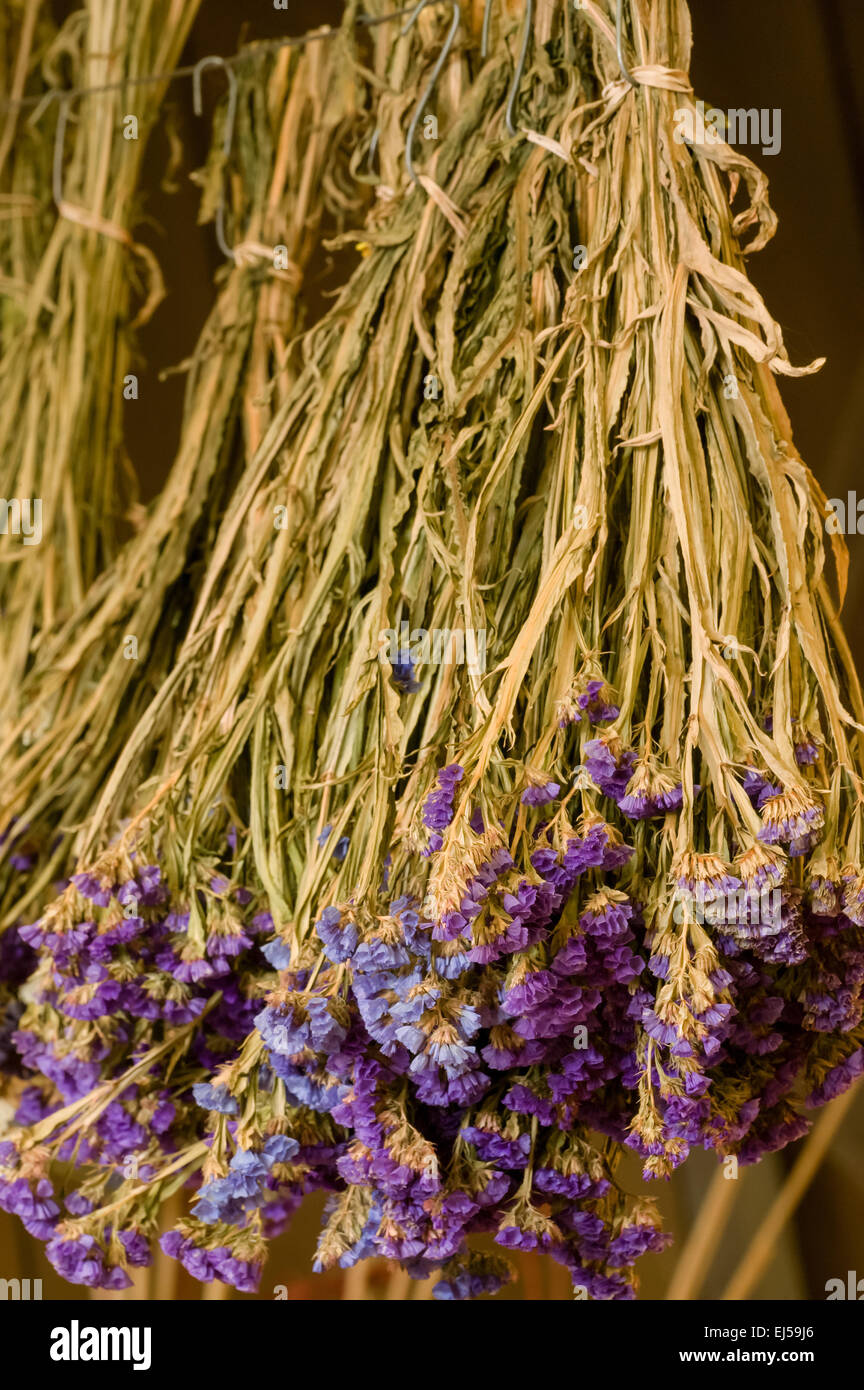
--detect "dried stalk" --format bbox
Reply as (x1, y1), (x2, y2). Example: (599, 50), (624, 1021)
(722, 1084), (859, 1300)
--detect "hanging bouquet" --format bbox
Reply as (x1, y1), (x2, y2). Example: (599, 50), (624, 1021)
(1, 0), (862, 1301)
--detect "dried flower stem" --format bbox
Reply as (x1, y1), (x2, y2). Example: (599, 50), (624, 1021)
(722, 1085), (860, 1300)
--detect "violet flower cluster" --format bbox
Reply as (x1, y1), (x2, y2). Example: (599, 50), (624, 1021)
(0, 679), (862, 1300)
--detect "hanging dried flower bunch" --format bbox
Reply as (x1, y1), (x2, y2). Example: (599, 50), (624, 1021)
(1, 0), (862, 1301)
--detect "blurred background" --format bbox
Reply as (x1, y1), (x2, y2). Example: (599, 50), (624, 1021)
(1, 0), (862, 1299)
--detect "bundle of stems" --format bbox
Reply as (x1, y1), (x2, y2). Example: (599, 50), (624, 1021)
(0, 0), (202, 707)
(2, 0), (862, 1300)
(0, 3), (56, 312)
(0, 14), (375, 927)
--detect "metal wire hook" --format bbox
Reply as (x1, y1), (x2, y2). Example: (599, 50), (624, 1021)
(481, 0), (494, 58)
(483, 0), (534, 140)
(505, 0), (533, 137)
(52, 94), (73, 210)
(192, 54), (238, 260)
(401, 0), (461, 186)
(616, 0), (638, 87)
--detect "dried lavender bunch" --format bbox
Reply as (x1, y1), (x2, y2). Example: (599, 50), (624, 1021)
(2, 0), (863, 1300)
(0, 7), (378, 1185)
(0, 0), (200, 1131)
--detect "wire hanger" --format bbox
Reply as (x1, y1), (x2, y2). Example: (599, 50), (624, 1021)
(192, 55), (238, 262)
(505, 0), (533, 136)
(402, 0), (462, 186)
(480, 0), (494, 58)
(52, 95), (73, 211)
(480, 0), (535, 139)
(616, 0), (639, 87)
